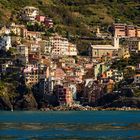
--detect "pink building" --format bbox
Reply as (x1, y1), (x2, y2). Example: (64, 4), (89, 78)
(55, 85), (73, 106)
(36, 15), (45, 23)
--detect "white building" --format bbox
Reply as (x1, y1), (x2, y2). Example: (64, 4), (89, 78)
(16, 44), (29, 64)
(51, 34), (69, 56)
(68, 43), (78, 56)
(134, 74), (140, 84)
(44, 40), (53, 55)
(21, 6), (39, 21)
(0, 35), (12, 51)
(44, 34), (77, 56)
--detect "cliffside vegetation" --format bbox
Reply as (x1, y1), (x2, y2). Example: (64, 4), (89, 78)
(0, 0), (139, 37)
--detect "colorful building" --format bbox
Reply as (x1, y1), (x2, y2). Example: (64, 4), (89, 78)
(113, 23), (140, 38)
(36, 15), (46, 23)
(45, 34), (77, 57)
(126, 25), (136, 37)
(55, 85), (73, 106)
(10, 23), (26, 37)
(113, 23), (126, 37)
(23, 64), (49, 86)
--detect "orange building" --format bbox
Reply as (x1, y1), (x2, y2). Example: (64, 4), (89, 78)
(126, 25), (136, 37)
(113, 23), (126, 37)
(136, 26), (140, 38)
(113, 23), (140, 38)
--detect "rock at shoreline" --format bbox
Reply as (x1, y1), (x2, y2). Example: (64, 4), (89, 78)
(14, 94), (38, 110)
(0, 96), (12, 110)
(103, 97), (140, 108)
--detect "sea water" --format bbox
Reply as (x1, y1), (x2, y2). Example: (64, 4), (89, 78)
(0, 111), (140, 140)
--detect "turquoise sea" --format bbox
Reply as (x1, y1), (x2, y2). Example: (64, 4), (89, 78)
(0, 111), (140, 140)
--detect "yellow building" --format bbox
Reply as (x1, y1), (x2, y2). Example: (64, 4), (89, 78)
(118, 46), (130, 59)
(106, 79), (115, 93)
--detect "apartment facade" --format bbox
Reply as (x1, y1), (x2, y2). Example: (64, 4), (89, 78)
(114, 23), (126, 37)
(50, 34), (69, 56)
(23, 64), (49, 86)
(113, 23), (140, 38)
(0, 35), (12, 51)
(55, 85), (73, 106)
(16, 44), (29, 64)
(10, 23), (26, 37)
(126, 25), (136, 37)
(45, 34), (77, 57)
(21, 6), (39, 21)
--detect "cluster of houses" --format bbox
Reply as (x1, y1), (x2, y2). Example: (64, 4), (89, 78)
(113, 23), (140, 38)
(20, 6), (53, 28)
(0, 6), (140, 107)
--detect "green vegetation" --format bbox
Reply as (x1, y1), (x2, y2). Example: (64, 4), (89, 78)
(0, 81), (18, 98)
(111, 53), (140, 71)
(134, 89), (140, 97)
(0, 0), (139, 36)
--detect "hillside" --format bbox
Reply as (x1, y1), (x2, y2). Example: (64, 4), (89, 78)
(0, 0), (139, 37)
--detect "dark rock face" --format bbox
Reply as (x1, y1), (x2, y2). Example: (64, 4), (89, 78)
(96, 91), (140, 108)
(104, 97), (140, 108)
(96, 93), (120, 107)
(14, 94), (38, 110)
(0, 96), (12, 110)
